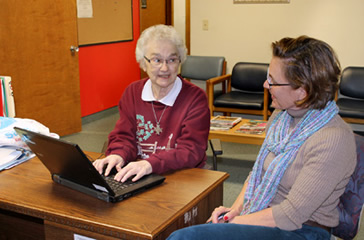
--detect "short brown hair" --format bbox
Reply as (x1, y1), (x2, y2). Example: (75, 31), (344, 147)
(272, 36), (341, 109)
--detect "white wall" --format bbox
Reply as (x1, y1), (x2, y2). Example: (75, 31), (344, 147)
(176, 0), (364, 73)
(173, 0), (186, 44)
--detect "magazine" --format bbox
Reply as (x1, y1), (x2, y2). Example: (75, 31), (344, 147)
(210, 122), (233, 131)
(235, 120), (267, 135)
(211, 115), (242, 125)
(210, 116), (242, 131)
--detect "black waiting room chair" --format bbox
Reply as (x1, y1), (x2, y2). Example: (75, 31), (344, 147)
(207, 62), (270, 120)
(180, 55), (227, 110)
(336, 66), (364, 125)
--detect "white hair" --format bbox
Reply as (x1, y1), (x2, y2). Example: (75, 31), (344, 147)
(135, 24), (187, 70)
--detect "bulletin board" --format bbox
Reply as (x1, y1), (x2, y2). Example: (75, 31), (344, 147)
(77, 0), (133, 46)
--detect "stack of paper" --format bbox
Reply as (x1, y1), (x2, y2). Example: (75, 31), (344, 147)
(0, 146), (34, 171)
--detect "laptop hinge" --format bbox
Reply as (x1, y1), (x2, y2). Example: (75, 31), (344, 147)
(52, 174), (111, 202)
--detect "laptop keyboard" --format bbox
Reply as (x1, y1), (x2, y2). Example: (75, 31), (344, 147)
(103, 175), (137, 192)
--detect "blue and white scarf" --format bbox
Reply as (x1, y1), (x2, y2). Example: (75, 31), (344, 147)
(241, 101), (339, 215)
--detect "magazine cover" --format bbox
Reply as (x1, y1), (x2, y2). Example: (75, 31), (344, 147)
(211, 115), (242, 126)
(210, 122), (233, 131)
(210, 115), (242, 131)
(235, 120), (267, 134)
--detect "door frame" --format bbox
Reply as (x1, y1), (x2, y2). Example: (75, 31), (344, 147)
(185, 0), (190, 54)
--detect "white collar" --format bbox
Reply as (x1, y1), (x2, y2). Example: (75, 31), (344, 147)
(141, 77), (182, 106)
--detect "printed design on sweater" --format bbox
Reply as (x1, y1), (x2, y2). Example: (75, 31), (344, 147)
(136, 114), (155, 142)
(136, 114), (175, 159)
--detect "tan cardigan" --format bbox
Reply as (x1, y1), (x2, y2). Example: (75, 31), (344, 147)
(265, 109), (357, 231)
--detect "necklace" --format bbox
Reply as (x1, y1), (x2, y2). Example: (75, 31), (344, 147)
(151, 102), (167, 135)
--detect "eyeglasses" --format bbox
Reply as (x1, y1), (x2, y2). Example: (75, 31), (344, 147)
(266, 69), (291, 89)
(144, 56), (181, 68)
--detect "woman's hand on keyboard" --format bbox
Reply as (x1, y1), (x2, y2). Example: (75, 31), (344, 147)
(114, 160), (152, 183)
(93, 154), (125, 176)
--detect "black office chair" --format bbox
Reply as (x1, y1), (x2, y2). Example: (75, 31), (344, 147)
(180, 55), (227, 104)
(336, 66), (364, 124)
(207, 62), (270, 120)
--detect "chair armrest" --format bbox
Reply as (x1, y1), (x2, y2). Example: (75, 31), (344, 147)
(263, 88), (269, 121)
(207, 74), (231, 85)
(206, 74), (232, 97)
(206, 74), (232, 116)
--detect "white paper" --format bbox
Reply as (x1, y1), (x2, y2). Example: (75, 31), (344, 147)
(74, 234), (96, 240)
(0, 146), (34, 170)
(0, 148), (22, 169)
(77, 0), (93, 18)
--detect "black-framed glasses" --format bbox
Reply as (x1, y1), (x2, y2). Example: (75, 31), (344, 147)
(266, 69), (291, 89)
(144, 56), (181, 68)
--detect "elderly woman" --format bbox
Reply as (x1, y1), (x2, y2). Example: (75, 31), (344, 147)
(167, 36), (356, 240)
(93, 25), (210, 182)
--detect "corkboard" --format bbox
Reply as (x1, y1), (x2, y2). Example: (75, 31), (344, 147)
(77, 0), (133, 46)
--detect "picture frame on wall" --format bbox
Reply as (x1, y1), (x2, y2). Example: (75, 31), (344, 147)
(234, 0), (290, 3)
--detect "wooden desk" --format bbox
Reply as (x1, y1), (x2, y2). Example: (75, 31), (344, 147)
(0, 152), (229, 240)
(209, 118), (266, 145)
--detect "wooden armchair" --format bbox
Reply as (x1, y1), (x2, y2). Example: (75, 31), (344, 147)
(206, 62), (270, 120)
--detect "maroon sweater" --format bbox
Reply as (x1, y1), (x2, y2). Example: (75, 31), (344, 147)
(106, 78), (210, 174)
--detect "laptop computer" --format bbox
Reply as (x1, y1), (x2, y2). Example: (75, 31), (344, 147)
(14, 127), (166, 203)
